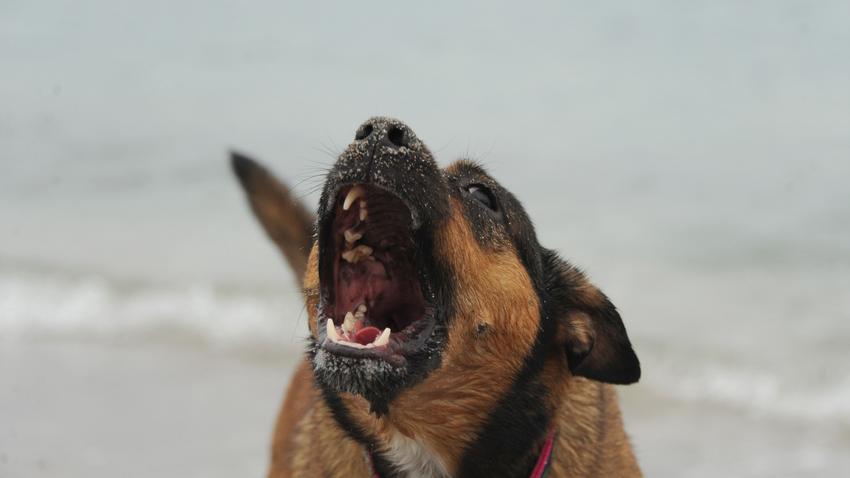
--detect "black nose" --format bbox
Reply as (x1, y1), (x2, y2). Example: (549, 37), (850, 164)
(354, 118), (412, 149)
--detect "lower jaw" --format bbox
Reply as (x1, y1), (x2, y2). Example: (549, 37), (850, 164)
(320, 339), (407, 368)
(317, 314), (437, 368)
(311, 345), (407, 415)
(310, 314), (446, 415)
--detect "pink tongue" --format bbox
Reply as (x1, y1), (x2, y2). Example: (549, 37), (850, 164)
(354, 326), (381, 345)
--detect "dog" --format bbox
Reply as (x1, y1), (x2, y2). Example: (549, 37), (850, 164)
(232, 117), (642, 477)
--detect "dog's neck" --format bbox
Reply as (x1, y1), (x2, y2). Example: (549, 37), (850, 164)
(319, 374), (637, 477)
(326, 350), (574, 477)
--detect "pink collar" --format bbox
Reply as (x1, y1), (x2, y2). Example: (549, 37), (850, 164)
(368, 429), (557, 478)
(528, 429), (557, 478)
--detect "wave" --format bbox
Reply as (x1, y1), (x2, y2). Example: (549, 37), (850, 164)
(641, 358), (850, 427)
(0, 266), (307, 353)
(3, 265), (849, 427)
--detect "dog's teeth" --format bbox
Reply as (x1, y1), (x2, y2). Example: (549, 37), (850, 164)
(342, 245), (373, 263)
(344, 229), (363, 244)
(343, 186), (365, 211)
(374, 328), (391, 347)
(356, 304), (367, 314)
(342, 312), (356, 334)
(359, 202), (368, 221)
(326, 319), (341, 343)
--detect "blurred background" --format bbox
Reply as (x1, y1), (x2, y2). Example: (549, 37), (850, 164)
(2, 1), (849, 477)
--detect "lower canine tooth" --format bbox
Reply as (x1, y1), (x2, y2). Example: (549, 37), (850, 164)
(326, 319), (341, 343)
(374, 328), (391, 347)
(359, 202), (368, 221)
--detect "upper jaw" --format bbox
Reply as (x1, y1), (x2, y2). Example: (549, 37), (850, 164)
(316, 182), (438, 366)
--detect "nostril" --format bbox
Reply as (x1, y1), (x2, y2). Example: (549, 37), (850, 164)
(355, 123), (373, 140)
(387, 126), (407, 147)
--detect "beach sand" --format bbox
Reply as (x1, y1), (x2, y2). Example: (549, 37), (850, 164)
(0, 339), (296, 478)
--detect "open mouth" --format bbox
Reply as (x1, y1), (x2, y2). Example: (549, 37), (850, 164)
(319, 184), (434, 366)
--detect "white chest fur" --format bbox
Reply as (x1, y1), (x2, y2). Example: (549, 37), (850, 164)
(383, 430), (450, 478)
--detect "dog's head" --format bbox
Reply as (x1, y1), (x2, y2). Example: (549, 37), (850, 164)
(234, 117), (639, 417)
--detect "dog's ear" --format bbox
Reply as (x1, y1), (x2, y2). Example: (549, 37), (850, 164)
(230, 151), (315, 282)
(542, 249), (640, 385)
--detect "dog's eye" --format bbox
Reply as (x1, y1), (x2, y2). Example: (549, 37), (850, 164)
(465, 184), (497, 211)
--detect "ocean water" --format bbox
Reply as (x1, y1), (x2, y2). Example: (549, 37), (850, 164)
(2, 1), (850, 476)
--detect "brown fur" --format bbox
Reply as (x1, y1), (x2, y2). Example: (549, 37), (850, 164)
(232, 152), (641, 477)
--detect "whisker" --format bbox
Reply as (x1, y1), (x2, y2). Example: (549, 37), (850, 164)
(290, 301), (309, 344)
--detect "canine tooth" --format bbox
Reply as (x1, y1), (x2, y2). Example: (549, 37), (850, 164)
(344, 229), (363, 243)
(356, 304), (367, 314)
(342, 312), (356, 334)
(374, 328), (391, 347)
(359, 202), (368, 221)
(343, 186), (365, 211)
(326, 319), (341, 343)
